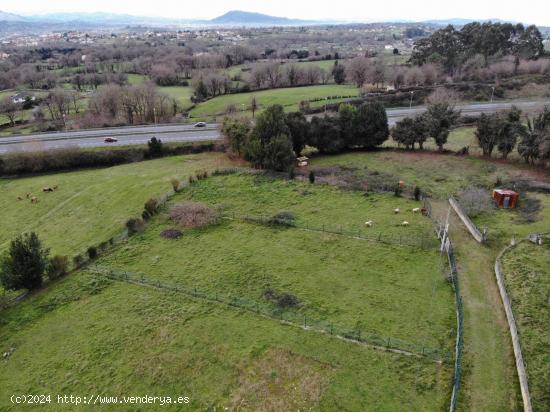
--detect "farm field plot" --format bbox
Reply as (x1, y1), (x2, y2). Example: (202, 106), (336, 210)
(309, 151), (539, 199)
(472, 192), (550, 245)
(190, 84), (359, 118)
(0, 274), (452, 411)
(177, 173), (433, 238)
(0, 152), (231, 256)
(96, 173), (454, 351)
(500, 241), (550, 411)
(158, 85), (194, 110)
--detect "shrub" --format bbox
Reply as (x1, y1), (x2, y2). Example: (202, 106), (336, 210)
(263, 288), (300, 308)
(268, 211), (296, 226)
(46, 255), (69, 280)
(458, 186), (495, 217)
(143, 197), (160, 219)
(126, 218), (145, 235)
(73, 254), (85, 269)
(87, 246), (98, 260)
(160, 228), (183, 239)
(147, 137), (163, 158)
(414, 186), (422, 201)
(309, 170), (315, 184)
(0, 232), (49, 291)
(169, 202), (218, 229)
(394, 184), (403, 197)
(170, 178), (180, 192)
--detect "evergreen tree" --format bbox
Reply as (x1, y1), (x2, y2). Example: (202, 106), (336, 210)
(1, 232), (49, 291)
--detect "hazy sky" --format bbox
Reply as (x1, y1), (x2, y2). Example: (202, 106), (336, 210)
(2, 0), (549, 25)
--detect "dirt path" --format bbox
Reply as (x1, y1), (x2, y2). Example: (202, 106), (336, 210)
(431, 201), (519, 412)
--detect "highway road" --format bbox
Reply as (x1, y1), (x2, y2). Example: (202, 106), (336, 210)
(1, 100), (548, 154)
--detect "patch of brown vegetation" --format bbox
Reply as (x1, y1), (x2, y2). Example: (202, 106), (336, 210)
(227, 349), (332, 412)
(169, 202), (218, 229)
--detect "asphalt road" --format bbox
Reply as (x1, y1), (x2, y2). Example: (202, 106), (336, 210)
(1, 100), (548, 154)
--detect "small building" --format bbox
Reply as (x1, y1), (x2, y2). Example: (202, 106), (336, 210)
(11, 92), (36, 105)
(492, 189), (519, 209)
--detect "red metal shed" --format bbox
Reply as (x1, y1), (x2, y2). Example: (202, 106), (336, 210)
(492, 189), (519, 209)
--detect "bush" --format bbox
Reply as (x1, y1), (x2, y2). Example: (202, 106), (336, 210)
(170, 178), (180, 192)
(143, 197), (160, 220)
(169, 202), (218, 229)
(46, 255), (69, 280)
(126, 218), (145, 235)
(394, 184), (403, 197)
(73, 254), (85, 269)
(0, 232), (49, 291)
(147, 137), (163, 158)
(458, 186), (495, 217)
(414, 186), (422, 201)
(87, 246), (98, 260)
(160, 228), (183, 239)
(268, 211), (296, 226)
(0, 143), (219, 176)
(309, 170), (315, 184)
(263, 288), (300, 308)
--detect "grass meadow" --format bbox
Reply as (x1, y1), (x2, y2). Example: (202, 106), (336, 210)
(190, 84), (359, 118)
(500, 241), (550, 411)
(0, 152), (231, 256)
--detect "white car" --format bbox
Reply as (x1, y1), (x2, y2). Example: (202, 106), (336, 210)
(194, 122), (207, 128)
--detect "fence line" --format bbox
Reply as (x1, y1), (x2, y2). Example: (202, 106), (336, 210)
(224, 213), (439, 250)
(448, 197), (487, 243)
(424, 198), (464, 412)
(86, 266), (451, 364)
(494, 241), (532, 412)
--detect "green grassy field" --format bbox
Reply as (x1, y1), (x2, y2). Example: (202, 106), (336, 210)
(0, 272), (452, 411)
(500, 241), (550, 411)
(0, 165), (455, 410)
(472, 192), (550, 247)
(309, 150), (534, 199)
(190, 84), (359, 119)
(0, 153), (231, 256)
(94, 173), (454, 350)
(158, 85), (194, 110)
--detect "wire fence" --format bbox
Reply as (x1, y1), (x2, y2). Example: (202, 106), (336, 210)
(424, 198), (464, 412)
(86, 265), (451, 364)
(223, 213), (440, 250)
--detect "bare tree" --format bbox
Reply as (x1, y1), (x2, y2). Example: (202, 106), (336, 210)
(346, 57), (370, 88)
(250, 96), (258, 118)
(0, 97), (19, 127)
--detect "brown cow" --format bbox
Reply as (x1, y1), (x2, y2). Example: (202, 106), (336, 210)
(30, 196), (38, 204)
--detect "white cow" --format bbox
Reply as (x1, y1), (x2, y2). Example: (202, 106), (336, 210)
(364, 220), (373, 227)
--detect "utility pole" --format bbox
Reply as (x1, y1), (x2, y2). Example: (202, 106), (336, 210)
(409, 91), (414, 109)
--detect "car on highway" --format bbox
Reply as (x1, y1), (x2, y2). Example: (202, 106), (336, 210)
(194, 122), (207, 128)
(104, 137), (118, 143)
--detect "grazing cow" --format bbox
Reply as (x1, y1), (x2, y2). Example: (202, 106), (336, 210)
(412, 207), (420, 213)
(394, 208), (400, 214)
(401, 221), (409, 226)
(42, 187), (54, 192)
(53, 185), (58, 190)
(421, 208), (428, 216)
(26, 192), (31, 199)
(17, 196), (23, 201)
(30, 196), (38, 204)
(364, 220), (373, 227)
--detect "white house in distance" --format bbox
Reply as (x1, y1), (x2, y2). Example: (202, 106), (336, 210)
(11, 92), (36, 104)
